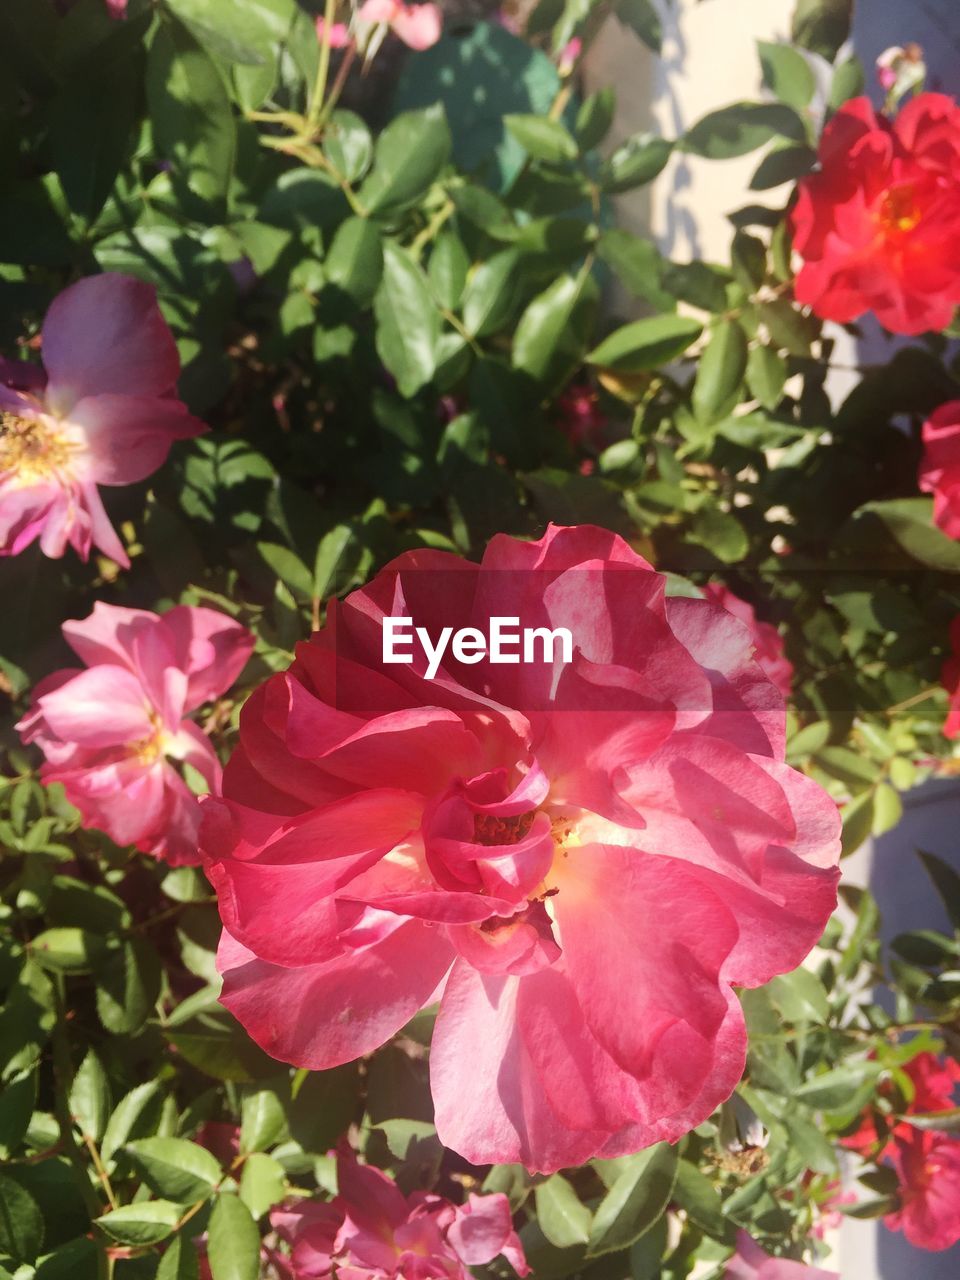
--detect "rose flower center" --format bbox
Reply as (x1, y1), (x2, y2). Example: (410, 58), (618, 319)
(473, 810), (536, 846)
(0, 412), (82, 484)
(878, 184), (923, 235)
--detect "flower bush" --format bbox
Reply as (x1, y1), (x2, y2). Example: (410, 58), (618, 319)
(1, 0), (959, 1277)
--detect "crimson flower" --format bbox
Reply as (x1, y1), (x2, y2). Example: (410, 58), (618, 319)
(919, 401), (960, 540)
(884, 1128), (960, 1251)
(270, 1149), (527, 1278)
(0, 275), (204, 565)
(842, 1050), (960, 1155)
(203, 525), (840, 1172)
(791, 94), (960, 335)
(18, 602), (254, 864)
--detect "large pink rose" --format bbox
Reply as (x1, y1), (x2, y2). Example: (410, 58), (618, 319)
(884, 1129), (960, 1251)
(703, 583), (793, 697)
(0, 274), (205, 566)
(18, 602), (254, 864)
(791, 94), (960, 335)
(725, 1232), (838, 1279)
(919, 401), (960, 540)
(203, 525), (840, 1172)
(270, 1149), (528, 1278)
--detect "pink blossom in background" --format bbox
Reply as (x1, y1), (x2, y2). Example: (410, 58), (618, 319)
(18, 602), (253, 865)
(554, 382), (607, 450)
(884, 1128), (960, 1251)
(315, 17), (353, 48)
(703, 583), (793, 697)
(357, 0), (442, 50)
(558, 37), (582, 76)
(725, 1232), (838, 1279)
(919, 401), (960, 540)
(105, 0), (127, 16)
(204, 524), (841, 1172)
(0, 274), (204, 566)
(270, 1149), (528, 1278)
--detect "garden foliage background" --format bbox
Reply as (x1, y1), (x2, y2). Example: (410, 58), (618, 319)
(1, 0), (960, 1277)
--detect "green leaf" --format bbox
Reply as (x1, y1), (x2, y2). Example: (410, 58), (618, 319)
(757, 40), (816, 110)
(504, 114), (578, 164)
(872, 782), (903, 837)
(50, 25), (144, 222)
(428, 231), (470, 311)
(147, 14), (236, 207)
(313, 524), (355, 601)
(903, 1107), (960, 1134)
(918, 851), (960, 931)
(535, 1174), (593, 1248)
(857, 498), (960, 572)
(96, 1201), (182, 1247)
(600, 135), (673, 193)
(586, 1144), (677, 1257)
(595, 230), (674, 311)
(34, 1235), (101, 1280)
(462, 250), (521, 338)
(615, 0), (662, 51)
(766, 967), (830, 1023)
(840, 789), (876, 857)
(794, 1062), (881, 1111)
(96, 938), (162, 1035)
(0, 1069), (36, 1159)
(683, 102), (806, 159)
(693, 321), (748, 423)
(746, 345), (787, 411)
(69, 1051), (109, 1143)
(586, 314), (702, 372)
(101, 1082), (166, 1169)
(239, 1152), (286, 1220)
(157, 1234), (201, 1280)
(323, 110), (374, 183)
(672, 1161), (730, 1239)
(325, 217), (383, 306)
(758, 296), (819, 355)
(125, 1137), (222, 1202)
(257, 542), (314, 601)
(361, 105), (451, 215)
(689, 507), (749, 563)
(792, 0), (853, 61)
(166, 0), (295, 64)
(240, 1089), (286, 1155)
(207, 1193), (261, 1280)
(0, 1171), (44, 1262)
(513, 271), (598, 388)
(374, 243), (440, 397)
(576, 87), (616, 150)
(30, 928), (106, 974)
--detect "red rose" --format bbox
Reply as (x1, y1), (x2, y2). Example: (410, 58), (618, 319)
(919, 401), (960, 539)
(791, 95), (960, 335)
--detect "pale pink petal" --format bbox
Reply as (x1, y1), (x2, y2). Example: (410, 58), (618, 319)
(390, 3), (442, 49)
(42, 274), (180, 415)
(159, 606), (254, 711)
(217, 924), (454, 1069)
(36, 665), (154, 747)
(70, 394), (205, 485)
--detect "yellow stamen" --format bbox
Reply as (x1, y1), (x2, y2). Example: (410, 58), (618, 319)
(0, 412), (84, 484)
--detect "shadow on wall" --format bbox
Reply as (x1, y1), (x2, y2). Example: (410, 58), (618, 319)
(862, 781), (960, 1278)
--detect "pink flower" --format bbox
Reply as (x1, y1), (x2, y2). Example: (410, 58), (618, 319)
(357, 0), (442, 50)
(885, 1129), (960, 1251)
(554, 382), (607, 450)
(105, 0), (127, 16)
(919, 400), (960, 540)
(18, 602), (254, 865)
(0, 275), (204, 566)
(558, 37), (582, 77)
(203, 524), (840, 1173)
(270, 1149), (528, 1278)
(703, 584), (793, 697)
(315, 17), (353, 48)
(725, 1232), (838, 1279)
